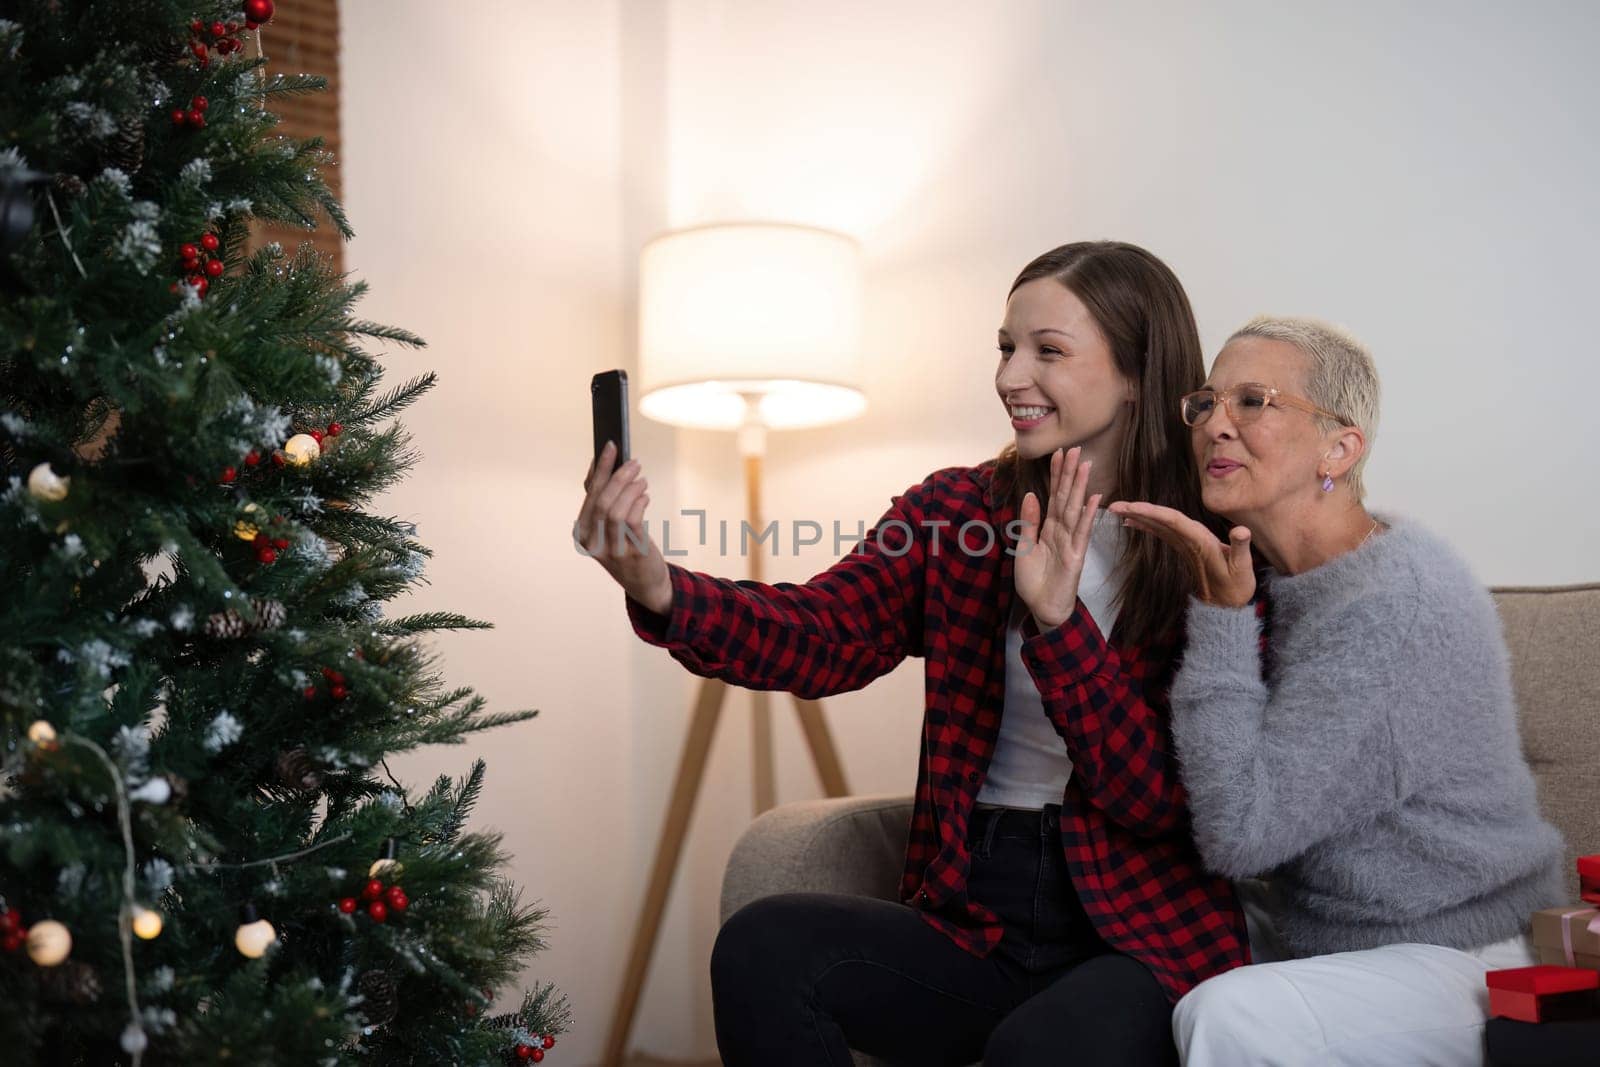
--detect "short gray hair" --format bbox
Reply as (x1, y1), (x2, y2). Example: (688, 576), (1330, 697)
(1227, 315), (1381, 500)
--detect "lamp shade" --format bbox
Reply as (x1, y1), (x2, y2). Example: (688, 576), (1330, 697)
(638, 223), (866, 431)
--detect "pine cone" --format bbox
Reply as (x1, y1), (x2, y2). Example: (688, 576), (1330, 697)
(204, 609), (248, 639)
(37, 960), (102, 1004)
(254, 598), (287, 631)
(51, 173), (86, 199)
(104, 119), (145, 176)
(357, 970), (398, 1027)
(274, 747), (322, 792)
(140, 35), (187, 67)
(204, 598), (286, 639)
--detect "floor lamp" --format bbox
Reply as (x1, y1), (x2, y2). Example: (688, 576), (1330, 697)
(602, 223), (868, 1065)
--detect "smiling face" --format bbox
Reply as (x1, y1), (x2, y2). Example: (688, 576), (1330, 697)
(996, 279), (1136, 464)
(1193, 336), (1342, 523)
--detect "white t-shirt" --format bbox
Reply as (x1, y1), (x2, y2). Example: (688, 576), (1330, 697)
(975, 516), (1124, 810)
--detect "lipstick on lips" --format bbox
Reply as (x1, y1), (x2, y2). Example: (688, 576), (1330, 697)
(1206, 458), (1243, 477)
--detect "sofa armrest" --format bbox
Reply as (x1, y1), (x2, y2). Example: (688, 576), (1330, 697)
(719, 793), (915, 924)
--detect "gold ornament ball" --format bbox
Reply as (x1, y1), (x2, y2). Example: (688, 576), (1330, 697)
(27, 920), (72, 966)
(233, 503), (261, 541)
(27, 720), (57, 745)
(131, 907), (163, 940)
(26, 462), (70, 502)
(282, 434), (321, 467)
(234, 917), (276, 958)
(368, 857), (402, 879)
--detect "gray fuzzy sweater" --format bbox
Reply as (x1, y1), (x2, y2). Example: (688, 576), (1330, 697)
(1169, 515), (1566, 958)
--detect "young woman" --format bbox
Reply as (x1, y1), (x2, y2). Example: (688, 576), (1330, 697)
(1112, 316), (1565, 1066)
(576, 242), (1251, 1066)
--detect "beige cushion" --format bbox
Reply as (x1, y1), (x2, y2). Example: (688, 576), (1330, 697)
(1492, 583), (1600, 900)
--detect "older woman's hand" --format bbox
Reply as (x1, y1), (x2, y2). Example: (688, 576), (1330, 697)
(1108, 501), (1256, 608)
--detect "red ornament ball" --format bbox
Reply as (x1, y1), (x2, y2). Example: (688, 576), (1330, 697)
(193, 96), (209, 112)
(330, 684), (348, 701)
(542, 1036), (555, 1049)
(531, 1051), (544, 1063)
(271, 452), (286, 468)
(308, 428), (324, 444)
(244, 0), (275, 23)
(194, 276), (210, 297)
(187, 109), (205, 128)
(220, 466), (237, 484)
(384, 886), (408, 912)
(256, 547), (276, 564)
(244, 449), (260, 466)
(326, 421), (342, 437)
(253, 532), (269, 548)
(181, 258), (200, 275)
(515, 1047), (533, 1062)
(1, 932), (22, 953)
(246, 19), (258, 31)
(205, 258), (224, 278)
(367, 901), (388, 924)
(180, 242), (199, 260)
(190, 18), (204, 33)
(171, 109), (187, 126)
(201, 232), (220, 251)
(210, 20), (227, 37)
(321, 667), (344, 684)
(337, 897), (357, 915)
(0, 911), (19, 934)
(190, 41), (208, 59)
(361, 879), (384, 902)
(272, 537), (289, 550)
(303, 686), (317, 700)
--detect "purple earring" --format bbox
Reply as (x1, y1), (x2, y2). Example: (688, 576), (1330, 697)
(1320, 472), (1334, 493)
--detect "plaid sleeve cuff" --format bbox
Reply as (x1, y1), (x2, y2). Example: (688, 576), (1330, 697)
(624, 564), (702, 648)
(1018, 601), (1110, 693)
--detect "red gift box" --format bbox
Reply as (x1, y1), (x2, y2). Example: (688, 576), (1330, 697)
(1579, 855), (1600, 906)
(1486, 966), (1600, 1023)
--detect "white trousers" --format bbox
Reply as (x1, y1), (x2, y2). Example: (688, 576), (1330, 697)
(1174, 883), (1537, 1067)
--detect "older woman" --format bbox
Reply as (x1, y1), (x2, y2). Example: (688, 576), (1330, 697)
(1111, 316), (1566, 1066)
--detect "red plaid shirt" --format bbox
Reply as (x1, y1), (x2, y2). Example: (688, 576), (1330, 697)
(626, 460), (1249, 1002)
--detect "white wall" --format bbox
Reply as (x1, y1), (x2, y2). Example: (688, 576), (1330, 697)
(343, 3), (1600, 1062)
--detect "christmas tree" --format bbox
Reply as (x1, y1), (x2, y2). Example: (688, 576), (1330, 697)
(0, 2), (568, 1062)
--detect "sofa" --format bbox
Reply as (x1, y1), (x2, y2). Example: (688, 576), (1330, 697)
(718, 584), (1600, 1066)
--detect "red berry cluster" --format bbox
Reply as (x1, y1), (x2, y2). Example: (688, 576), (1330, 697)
(186, 17), (249, 67)
(170, 230), (223, 299)
(337, 878), (408, 924)
(0, 907), (24, 953)
(251, 528), (291, 564)
(169, 92), (210, 131)
(514, 1034), (557, 1061)
(304, 665), (349, 702)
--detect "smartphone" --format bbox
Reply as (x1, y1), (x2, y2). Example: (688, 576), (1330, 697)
(591, 369), (630, 468)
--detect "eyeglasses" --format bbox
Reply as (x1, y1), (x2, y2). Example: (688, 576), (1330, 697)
(1180, 383), (1346, 429)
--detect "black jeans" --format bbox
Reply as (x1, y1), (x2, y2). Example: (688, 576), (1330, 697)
(710, 803), (1178, 1066)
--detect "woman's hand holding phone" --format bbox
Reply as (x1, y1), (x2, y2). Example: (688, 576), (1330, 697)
(577, 441), (673, 616)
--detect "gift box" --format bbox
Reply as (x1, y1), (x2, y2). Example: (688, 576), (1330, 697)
(1580, 854), (1600, 906)
(1532, 906), (1600, 971)
(1486, 966), (1600, 1024)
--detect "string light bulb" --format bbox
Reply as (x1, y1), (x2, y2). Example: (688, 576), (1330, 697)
(26, 919), (72, 966)
(234, 903), (275, 958)
(27, 720), (57, 745)
(131, 906), (163, 940)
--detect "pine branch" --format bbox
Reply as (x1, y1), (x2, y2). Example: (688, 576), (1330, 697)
(352, 372), (438, 423)
(377, 613), (493, 635)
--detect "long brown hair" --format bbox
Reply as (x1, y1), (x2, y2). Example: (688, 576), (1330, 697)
(990, 241), (1210, 648)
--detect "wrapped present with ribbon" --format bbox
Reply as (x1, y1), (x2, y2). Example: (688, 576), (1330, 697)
(1580, 855), (1600, 906)
(1532, 906), (1600, 971)
(1485, 966), (1600, 1024)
